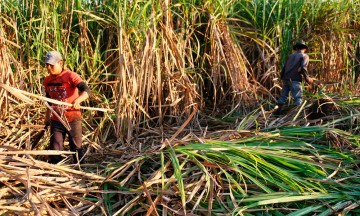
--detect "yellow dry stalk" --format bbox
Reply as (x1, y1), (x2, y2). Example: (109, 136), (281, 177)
(0, 28), (15, 119)
(0, 82), (34, 104)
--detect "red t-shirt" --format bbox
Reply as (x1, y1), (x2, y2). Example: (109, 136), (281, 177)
(44, 70), (83, 122)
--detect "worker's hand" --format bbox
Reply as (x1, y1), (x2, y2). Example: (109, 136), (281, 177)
(72, 92), (89, 110)
(72, 99), (81, 110)
(307, 77), (314, 84)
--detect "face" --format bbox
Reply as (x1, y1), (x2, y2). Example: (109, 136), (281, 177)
(46, 61), (63, 76)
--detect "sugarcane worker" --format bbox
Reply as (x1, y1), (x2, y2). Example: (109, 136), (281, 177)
(43, 51), (90, 164)
(274, 39), (313, 115)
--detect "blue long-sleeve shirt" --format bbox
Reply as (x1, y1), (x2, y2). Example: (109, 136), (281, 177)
(281, 51), (310, 82)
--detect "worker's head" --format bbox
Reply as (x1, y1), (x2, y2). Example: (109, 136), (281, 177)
(293, 39), (308, 51)
(44, 51), (63, 75)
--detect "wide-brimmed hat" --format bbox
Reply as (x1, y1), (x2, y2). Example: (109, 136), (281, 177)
(44, 51), (63, 65)
(293, 40), (308, 50)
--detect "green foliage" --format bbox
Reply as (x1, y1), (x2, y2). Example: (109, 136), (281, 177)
(100, 124), (359, 214)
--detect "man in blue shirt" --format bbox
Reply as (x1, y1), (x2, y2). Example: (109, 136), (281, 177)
(275, 40), (313, 115)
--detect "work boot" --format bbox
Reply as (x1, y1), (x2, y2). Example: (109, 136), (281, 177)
(273, 104), (284, 116)
(74, 148), (85, 164)
(49, 155), (63, 164)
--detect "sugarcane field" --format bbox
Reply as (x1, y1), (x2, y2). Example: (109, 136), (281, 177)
(1, 0), (360, 215)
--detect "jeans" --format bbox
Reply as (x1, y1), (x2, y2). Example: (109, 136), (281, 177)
(278, 80), (303, 106)
(49, 120), (83, 163)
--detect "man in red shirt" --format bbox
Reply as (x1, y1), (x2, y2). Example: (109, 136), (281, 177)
(44, 51), (90, 164)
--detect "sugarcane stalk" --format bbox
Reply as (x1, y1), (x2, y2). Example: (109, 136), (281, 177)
(0, 83), (113, 112)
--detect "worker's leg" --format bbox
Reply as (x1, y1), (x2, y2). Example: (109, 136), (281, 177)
(291, 81), (303, 106)
(49, 121), (66, 164)
(68, 120), (84, 163)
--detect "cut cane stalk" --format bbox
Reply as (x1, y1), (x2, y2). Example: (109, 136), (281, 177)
(0, 83), (113, 112)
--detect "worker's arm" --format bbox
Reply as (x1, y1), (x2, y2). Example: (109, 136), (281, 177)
(44, 108), (51, 125)
(72, 82), (90, 109)
(300, 56), (313, 84)
(44, 92), (52, 125)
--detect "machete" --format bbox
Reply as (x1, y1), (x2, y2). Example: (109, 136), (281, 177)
(313, 79), (340, 86)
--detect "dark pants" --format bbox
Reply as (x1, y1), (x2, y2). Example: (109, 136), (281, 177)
(49, 120), (84, 163)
